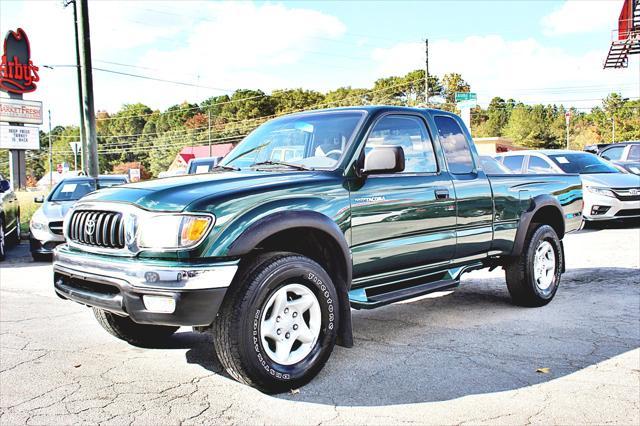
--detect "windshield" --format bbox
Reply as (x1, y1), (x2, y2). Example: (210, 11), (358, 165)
(220, 111), (364, 170)
(548, 153), (619, 174)
(49, 178), (126, 201)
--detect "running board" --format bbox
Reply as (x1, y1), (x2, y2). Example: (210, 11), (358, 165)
(349, 279), (459, 310)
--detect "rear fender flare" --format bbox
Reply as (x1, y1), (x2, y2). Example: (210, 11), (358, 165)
(511, 194), (565, 257)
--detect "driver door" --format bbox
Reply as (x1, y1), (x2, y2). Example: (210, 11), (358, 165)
(350, 114), (457, 278)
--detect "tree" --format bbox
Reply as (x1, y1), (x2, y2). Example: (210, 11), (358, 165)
(441, 73), (471, 104)
(271, 89), (325, 114)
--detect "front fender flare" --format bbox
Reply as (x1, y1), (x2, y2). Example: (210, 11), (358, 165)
(227, 211), (354, 348)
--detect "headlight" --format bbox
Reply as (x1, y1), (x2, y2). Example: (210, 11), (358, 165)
(137, 214), (213, 249)
(585, 186), (615, 197)
(30, 210), (47, 230)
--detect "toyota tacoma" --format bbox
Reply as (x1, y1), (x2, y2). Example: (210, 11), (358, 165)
(53, 106), (583, 393)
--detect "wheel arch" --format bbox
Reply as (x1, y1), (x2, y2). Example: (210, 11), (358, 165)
(227, 211), (353, 348)
(511, 194), (565, 258)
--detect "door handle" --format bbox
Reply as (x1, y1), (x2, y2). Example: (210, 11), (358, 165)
(435, 189), (450, 200)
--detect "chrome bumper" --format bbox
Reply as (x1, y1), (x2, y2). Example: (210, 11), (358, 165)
(52, 245), (239, 326)
(53, 245), (238, 291)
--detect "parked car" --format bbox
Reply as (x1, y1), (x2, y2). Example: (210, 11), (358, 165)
(496, 150), (640, 223)
(30, 175), (128, 261)
(597, 141), (640, 175)
(187, 156), (224, 174)
(479, 155), (511, 174)
(53, 107), (583, 393)
(0, 174), (20, 261)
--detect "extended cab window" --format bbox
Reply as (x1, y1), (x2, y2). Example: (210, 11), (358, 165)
(527, 156), (555, 174)
(601, 146), (624, 161)
(364, 115), (437, 173)
(503, 155), (524, 173)
(434, 116), (474, 174)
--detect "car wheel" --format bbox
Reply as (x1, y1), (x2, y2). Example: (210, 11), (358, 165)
(0, 218), (5, 261)
(213, 252), (339, 393)
(505, 224), (564, 307)
(93, 308), (179, 347)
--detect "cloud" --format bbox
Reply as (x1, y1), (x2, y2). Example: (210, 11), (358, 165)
(541, 0), (623, 36)
(370, 35), (637, 108)
(0, 1), (346, 125)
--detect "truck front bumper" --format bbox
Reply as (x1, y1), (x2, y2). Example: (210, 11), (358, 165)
(53, 245), (238, 327)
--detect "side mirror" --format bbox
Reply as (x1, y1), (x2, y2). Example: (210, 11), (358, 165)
(34, 195), (44, 203)
(0, 180), (10, 193)
(362, 146), (405, 175)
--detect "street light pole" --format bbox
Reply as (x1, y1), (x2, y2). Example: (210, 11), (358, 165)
(77, 0), (99, 177)
(64, 0), (88, 173)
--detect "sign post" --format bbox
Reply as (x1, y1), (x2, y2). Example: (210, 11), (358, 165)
(565, 111), (571, 149)
(69, 141), (82, 171)
(455, 92), (477, 133)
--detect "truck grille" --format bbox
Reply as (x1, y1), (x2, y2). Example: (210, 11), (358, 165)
(68, 210), (125, 249)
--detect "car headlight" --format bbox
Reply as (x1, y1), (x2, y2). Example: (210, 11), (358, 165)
(30, 210), (47, 230)
(137, 214), (213, 249)
(585, 186), (615, 197)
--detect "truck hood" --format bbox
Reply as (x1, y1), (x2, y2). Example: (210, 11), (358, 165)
(581, 173), (640, 188)
(80, 170), (335, 211)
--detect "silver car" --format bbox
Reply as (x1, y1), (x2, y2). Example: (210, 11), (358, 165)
(30, 175), (128, 260)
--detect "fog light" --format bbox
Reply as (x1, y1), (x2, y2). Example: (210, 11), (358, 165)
(142, 295), (176, 313)
(591, 205), (611, 215)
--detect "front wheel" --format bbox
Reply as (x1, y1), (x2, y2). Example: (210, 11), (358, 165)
(505, 224), (564, 307)
(93, 308), (178, 347)
(213, 253), (339, 393)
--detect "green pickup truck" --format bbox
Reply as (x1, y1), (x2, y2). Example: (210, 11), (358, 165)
(53, 106), (583, 392)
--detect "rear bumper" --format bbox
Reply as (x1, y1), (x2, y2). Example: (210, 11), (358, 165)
(53, 245), (238, 327)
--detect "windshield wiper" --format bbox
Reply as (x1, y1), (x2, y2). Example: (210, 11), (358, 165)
(250, 161), (313, 171)
(212, 164), (241, 171)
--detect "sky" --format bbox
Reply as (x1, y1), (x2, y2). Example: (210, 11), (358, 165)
(0, 0), (637, 127)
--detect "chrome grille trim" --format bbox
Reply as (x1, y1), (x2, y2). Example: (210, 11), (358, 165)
(68, 210), (125, 249)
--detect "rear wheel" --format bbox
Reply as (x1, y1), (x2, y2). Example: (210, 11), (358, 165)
(93, 308), (178, 347)
(505, 224), (563, 307)
(213, 253), (339, 393)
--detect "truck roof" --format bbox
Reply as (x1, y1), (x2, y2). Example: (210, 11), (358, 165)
(283, 105), (460, 118)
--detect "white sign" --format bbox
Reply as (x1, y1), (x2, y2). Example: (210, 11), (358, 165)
(129, 168), (141, 182)
(0, 124), (39, 149)
(457, 99), (477, 109)
(0, 98), (43, 125)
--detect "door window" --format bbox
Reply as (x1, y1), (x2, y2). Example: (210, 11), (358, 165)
(628, 145), (640, 161)
(601, 146), (624, 161)
(527, 156), (556, 174)
(434, 116), (474, 174)
(503, 155), (525, 173)
(364, 115), (437, 173)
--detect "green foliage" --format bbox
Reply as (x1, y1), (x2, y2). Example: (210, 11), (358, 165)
(4, 68), (638, 180)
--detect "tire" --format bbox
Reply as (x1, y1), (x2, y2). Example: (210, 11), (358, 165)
(505, 224), (564, 307)
(213, 253), (339, 394)
(10, 214), (21, 246)
(0, 218), (5, 261)
(93, 308), (178, 347)
(32, 252), (51, 262)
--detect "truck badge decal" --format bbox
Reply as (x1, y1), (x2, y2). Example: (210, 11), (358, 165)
(85, 219), (96, 236)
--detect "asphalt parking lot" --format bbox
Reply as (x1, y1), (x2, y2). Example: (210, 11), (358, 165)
(1, 222), (639, 425)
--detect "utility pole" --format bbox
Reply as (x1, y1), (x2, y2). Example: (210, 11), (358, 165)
(612, 118), (616, 143)
(424, 39), (429, 106)
(48, 110), (53, 189)
(208, 110), (212, 157)
(65, 0), (87, 173)
(77, 0), (98, 177)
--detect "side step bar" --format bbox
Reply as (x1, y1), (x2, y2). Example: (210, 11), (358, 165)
(350, 279), (459, 310)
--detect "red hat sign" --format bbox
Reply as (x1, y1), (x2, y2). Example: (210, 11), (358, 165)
(0, 28), (40, 94)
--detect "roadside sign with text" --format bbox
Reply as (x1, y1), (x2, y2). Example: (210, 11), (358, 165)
(0, 124), (39, 149)
(129, 168), (141, 182)
(565, 111), (571, 125)
(0, 28), (40, 94)
(0, 97), (42, 124)
(455, 92), (476, 102)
